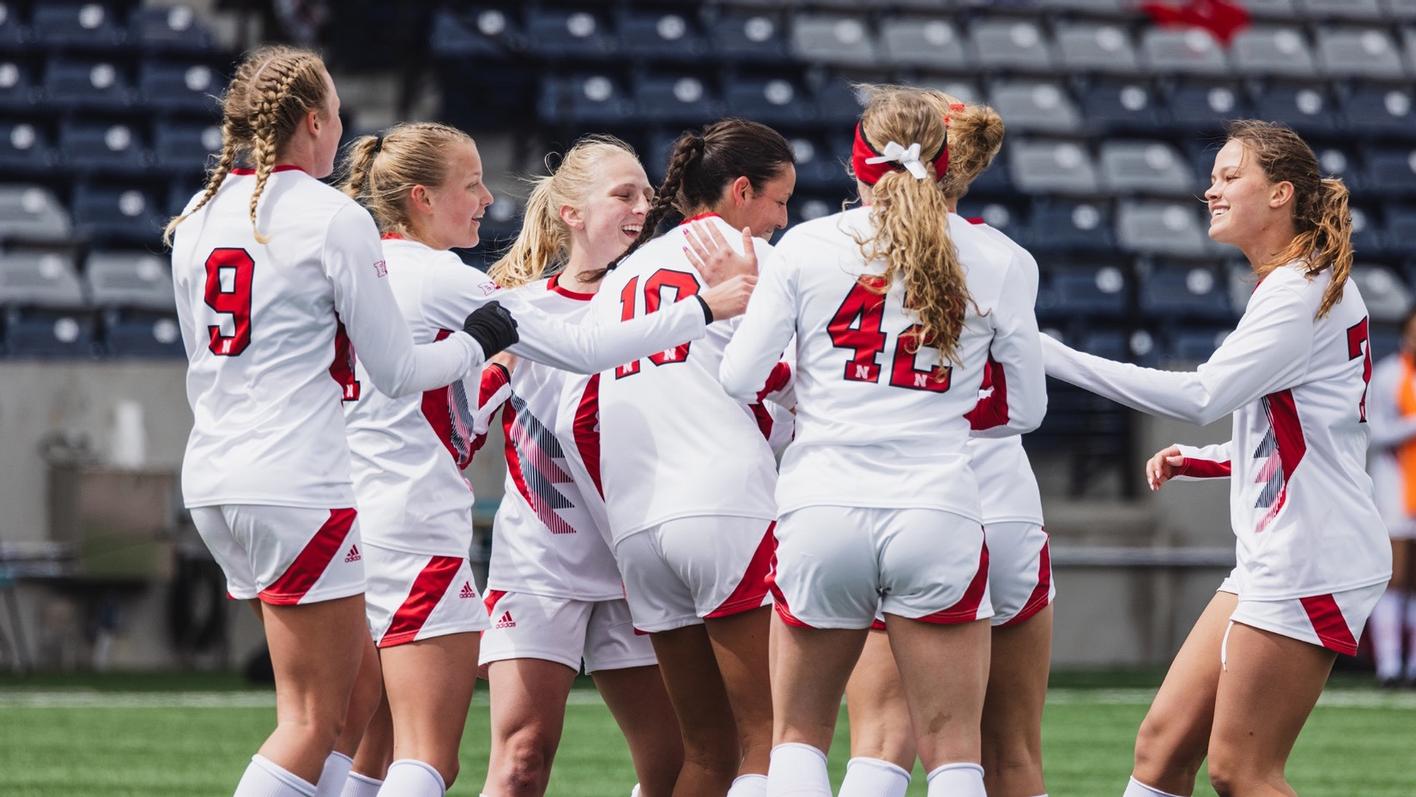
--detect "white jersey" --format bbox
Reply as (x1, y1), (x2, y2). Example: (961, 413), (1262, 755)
(720, 208), (1047, 519)
(484, 275), (623, 601)
(590, 214), (781, 541)
(1364, 352), (1416, 537)
(1043, 262), (1392, 598)
(170, 166), (483, 509)
(344, 236), (713, 555)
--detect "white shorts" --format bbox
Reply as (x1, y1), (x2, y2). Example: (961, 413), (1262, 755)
(479, 591), (656, 673)
(1218, 571), (1385, 656)
(772, 505), (992, 630)
(191, 504), (363, 605)
(613, 516), (775, 634)
(364, 542), (488, 648)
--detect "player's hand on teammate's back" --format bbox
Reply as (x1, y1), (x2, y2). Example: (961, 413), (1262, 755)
(464, 300), (520, 357)
(1145, 444), (1185, 491)
(700, 274), (758, 322)
(684, 222), (758, 285)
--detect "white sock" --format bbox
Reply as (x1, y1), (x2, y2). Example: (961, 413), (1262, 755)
(1372, 589), (1405, 680)
(766, 743), (830, 797)
(630, 785), (641, 797)
(1406, 594), (1416, 680)
(1123, 776), (1185, 797)
(727, 773), (768, 797)
(234, 755), (317, 797)
(341, 772), (383, 797)
(838, 757), (910, 797)
(377, 760), (445, 797)
(314, 752), (354, 797)
(925, 762), (985, 797)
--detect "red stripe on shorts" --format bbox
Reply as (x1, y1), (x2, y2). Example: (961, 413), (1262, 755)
(1299, 593), (1358, 656)
(1002, 533), (1053, 628)
(483, 588), (507, 617)
(917, 541), (990, 625)
(258, 508), (357, 605)
(379, 556), (464, 648)
(706, 523), (776, 619)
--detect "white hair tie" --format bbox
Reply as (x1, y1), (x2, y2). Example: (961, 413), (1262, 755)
(864, 141), (928, 180)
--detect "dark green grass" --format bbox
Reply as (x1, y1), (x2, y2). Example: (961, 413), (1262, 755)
(1, 677), (1412, 796)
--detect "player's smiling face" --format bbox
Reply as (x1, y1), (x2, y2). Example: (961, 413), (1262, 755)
(417, 139), (493, 250)
(1205, 138), (1290, 248)
(571, 151), (652, 267)
(731, 163), (796, 239)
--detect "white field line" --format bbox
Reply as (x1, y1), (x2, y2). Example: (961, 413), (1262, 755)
(2, 688), (1414, 711)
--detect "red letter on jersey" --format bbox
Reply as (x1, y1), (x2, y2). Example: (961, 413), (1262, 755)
(889, 325), (952, 392)
(828, 277), (887, 382)
(203, 248), (254, 356)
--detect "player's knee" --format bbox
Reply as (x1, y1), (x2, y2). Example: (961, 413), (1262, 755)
(1132, 715), (1200, 783)
(680, 731), (740, 778)
(979, 737), (1040, 783)
(1205, 745), (1256, 797)
(499, 728), (556, 794)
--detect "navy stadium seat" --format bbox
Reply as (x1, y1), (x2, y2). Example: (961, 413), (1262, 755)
(1048, 266), (1129, 317)
(1027, 199), (1115, 253)
(1364, 147), (1416, 197)
(72, 184), (164, 243)
(0, 123), (55, 174)
(129, 5), (214, 55)
(153, 123), (219, 174)
(959, 199), (1028, 243)
(477, 194), (524, 248)
(1168, 327), (1231, 363)
(138, 60), (219, 115)
(1339, 84), (1416, 139)
(1140, 265), (1234, 320)
(1350, 205), (1386, 256)
(2, 308), (98, 358)
(525, 8), (616, 60)
(59, 121), (147, 175)
(724, 74), (817, 127)
(707, 12), (790, 65)
(1080, 80), (1168, 134)
(32, 3), (125, 50)
(1303, 0), (1387, 22)
(0, 3), (24, 50)
(968, 150), (1015, 197)
(618, 9), (708, 62)
(429, 9), (519, 60)
(1165, 80), (1252, 133)
(101, 309), (183, 357)
(633, 74), (720, 125)
(1252, 82), (1341, 136)
(1353, 265), (1412, 322)
(0, 60), (37, 111)
(43, 58), (133, 111)
(789, 135), (847, 192)
(538, 74), (632, 125)
(1385, 205), (1416, 256)
(1315, 145), (1364, 192)
(813, 79), (865, 127)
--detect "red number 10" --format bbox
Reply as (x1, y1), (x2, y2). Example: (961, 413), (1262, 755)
(827, 277), (951, 393)
(203, 248), (254, 356)
(615, 269), (701, 379)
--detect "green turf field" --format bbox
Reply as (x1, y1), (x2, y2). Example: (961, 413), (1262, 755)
(1, 674), (1412, 796)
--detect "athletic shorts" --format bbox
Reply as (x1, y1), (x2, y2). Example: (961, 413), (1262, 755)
(479, 592), (656, 674)
(613, 516), (775, 634)
(364, 542), (488, 648)
(772, 505), (992, 630)
(191, 504), (363, 605)
(1217, 571), (1386, 657)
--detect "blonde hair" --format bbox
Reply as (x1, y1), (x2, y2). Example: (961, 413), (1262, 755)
(917, 90), (1006, 200)
(337, 121), (476, 238)
(856, 84), (972, 368)
(1225, 120), (1354, 319)
(490, 135), (639, 288)
(163, 46), (331, 245)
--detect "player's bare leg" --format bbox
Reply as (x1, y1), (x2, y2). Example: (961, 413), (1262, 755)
(1205, 623), (1335, 797)
(379, 632), (481, 789)
(844, 630), (916, 770)
(348, 692), (393, 789)
(594, 665), (684, 797)
(482, 658), (578, 797)
(982, 604), (1052, 797)
(770, 616), (868, 750)
(883, 614), (990, 772)
(651, 624), (740, 797)
(317, 634), (383, 794)
(703, 605), (775, 777)
(1130, 591), (1236, 795)
(254, 594), (368, 785)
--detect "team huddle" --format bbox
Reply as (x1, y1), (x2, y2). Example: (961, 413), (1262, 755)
(166, 46), (1392, 797)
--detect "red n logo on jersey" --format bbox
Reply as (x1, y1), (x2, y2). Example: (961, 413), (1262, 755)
(828, 276), (953, 393)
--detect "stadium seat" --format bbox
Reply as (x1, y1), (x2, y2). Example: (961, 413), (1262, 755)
(43, 58), (133, 111)
(970, 19), (1055, 73)
(31, 2), (125, 50)
(129, 5), (215, 54)
(2, 308), (98, 358)
(1009, 140), (1100, 195)
(1036, 0), (1132, 13)
(0, 3), (24, 50)
(1364, 147), (1416, 197)
(1139, 28), (1229, 76)
(1117, 200), (1210, 257)
(789, 135), (846, 192)
(724, 74), (818, 127)
(1055, 22), (1139, 75)
(137, 61), (219, 115)
(1049, 266), (1129, 317)
(1165, 80), (1252, 133)
(1352, 265), (1412, 322)
(1231, 26), (1318, 78)
(1252, 82), (1341, 136)
(879, 18), (968, 71)
(0, 60), (37, 111)
(1390, 0), (1416, 20)
(59, 121), (147, 175)
(0, 251), (85, 308)
(1139, 265), (1234, 320)
(1300, 0), (1386, 20)
(618, 9), (709, 61)
(959, 199), (1028, 243)
(153, 123), (218, 175)
(0, 185), (72, 242)
(86, 251), (174, 311)
(1315, 144), (1364, 192)
(968, 150), (1015, 196)
(1099, 141), (1196, 196)
(813, 79), (866, 126)
(1315, 28), (1406, 79)
(537, 74), (632, 125)
(525, 8), (616, 60)
(72, 184), (164, 243)
(429, 9), (519, 59)
(916, 76), (979, 105)
(476, 194), (524, 248)
(0, 123), (55, 175)
(101, 309), (184, 357)
(1385, 205), (1416, 256)
(1168, 327), (1230, 363)
(632, 74), (721, 125)
(707, 12), (790, 64)
(789, 195), (836, 224)
(1350, 205), (1386, 256)
(1339, 84), (1415, 138)
(1079, 80), (1168, 134)
(1231, 0), (1299, 20)
(790, 14), (878, 68)
(986, 80), (1083, 135)
(1026, 199), (1115, 254)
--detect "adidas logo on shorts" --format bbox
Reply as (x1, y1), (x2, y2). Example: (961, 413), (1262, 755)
(344, 545), (361, 563)
(495, 610), (516, 629)
(459, 581), (475, 599)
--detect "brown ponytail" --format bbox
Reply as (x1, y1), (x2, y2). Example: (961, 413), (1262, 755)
(918, 90), (1006, 201)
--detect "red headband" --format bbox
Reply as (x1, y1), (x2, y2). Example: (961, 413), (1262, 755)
(850, 103), (964, 186)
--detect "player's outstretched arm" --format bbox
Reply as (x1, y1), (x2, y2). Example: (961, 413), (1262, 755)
(1148, 441), (1232, 491)
(721, 250), (799, 403)
(970, 252), (1048, 437)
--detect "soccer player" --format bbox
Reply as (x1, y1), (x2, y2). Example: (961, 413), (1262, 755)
(574, 117), (797, 797)
(1042, 121), (1392, 797)
(475, 136), (683, 797)
(164, 47), (517, 797)
(835, 91), (1055, 797)
(1366, 308), (1416, 687)
(334, 123), (756, 797)
(718, 85), (1046, 797)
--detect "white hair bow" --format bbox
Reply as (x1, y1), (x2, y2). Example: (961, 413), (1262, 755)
(864, 141), (928, 180)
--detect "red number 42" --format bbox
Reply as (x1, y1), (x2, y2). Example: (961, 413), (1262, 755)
(828, 277), (951, 393)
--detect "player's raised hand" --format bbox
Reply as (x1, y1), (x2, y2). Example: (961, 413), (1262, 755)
(700, 274), (758, 321)
(684, 221), (758, 286)
(1145, 444), (1185, 491)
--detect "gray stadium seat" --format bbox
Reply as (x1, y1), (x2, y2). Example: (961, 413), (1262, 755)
(1231, 26), (1318, 78)
(1316, 28), (1406, 79)
(1140, 28), (1230, 76)
(916, 77), (980, 105)
(1009, 140), (1100, 195)
(879, 18), (968, 71)
(0, 252), (85, 308)
(891, 0), (954, 9)
(988, 80), (1083, 135)
(971, 19), (1055, 73)
(1389, 0), (1416, 20)
(1036, 0), (1132, 13)
(1232, 0), (1298, 19)
(789, 14), (878, 68)
(1300, 0), (1385, 19)
(85, 252), (175, 311)
(1117, 200), (1210, 257)
(0, 185), (72, 242)
(1055, 22), (1139, 75)
(1352, 265), (1412, 322)
(1407, 28), (1416, 75)
(1099, 141), (1196, 196)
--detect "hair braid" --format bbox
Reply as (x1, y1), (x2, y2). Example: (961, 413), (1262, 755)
(339, 135), (381, 204)
(247, 59), (303, 244)
(612, 132), (704, 270)
(163, 116), (240, 246)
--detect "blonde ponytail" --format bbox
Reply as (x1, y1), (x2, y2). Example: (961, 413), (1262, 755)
(334, 122), (475, 239)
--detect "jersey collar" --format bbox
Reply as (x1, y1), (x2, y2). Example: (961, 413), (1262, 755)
(548, 272), (595, 301)
(230, 164), (306, 175)
(679, 211), (721, 226)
